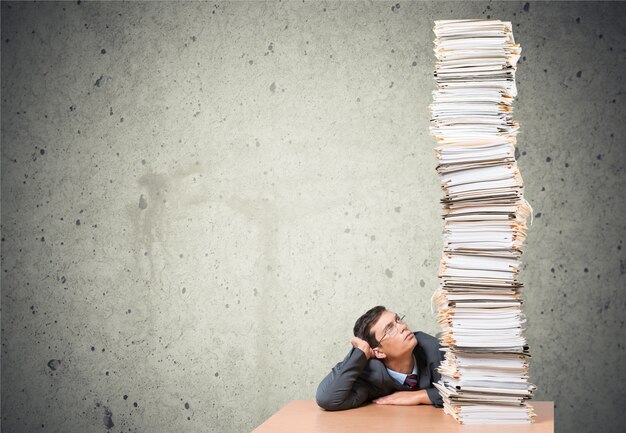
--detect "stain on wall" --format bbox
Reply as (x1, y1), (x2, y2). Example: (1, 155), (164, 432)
(1, 1), (624, 432)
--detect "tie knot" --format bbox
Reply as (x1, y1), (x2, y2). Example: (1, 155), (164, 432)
(404, 374), (418, 389)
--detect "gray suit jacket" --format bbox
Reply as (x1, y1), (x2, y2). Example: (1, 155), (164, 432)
(316, 331), (444, 411)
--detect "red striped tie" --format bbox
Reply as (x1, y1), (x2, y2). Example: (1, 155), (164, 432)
(404, 374), (418, 389)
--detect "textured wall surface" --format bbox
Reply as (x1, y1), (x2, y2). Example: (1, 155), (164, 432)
(1, 1), (624, 432)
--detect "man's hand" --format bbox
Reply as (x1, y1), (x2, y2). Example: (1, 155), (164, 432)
(351, 336), (374, 360)
(372, 390), (430, 406)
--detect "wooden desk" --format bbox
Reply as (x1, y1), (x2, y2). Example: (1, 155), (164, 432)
(253, 401), (553, 433)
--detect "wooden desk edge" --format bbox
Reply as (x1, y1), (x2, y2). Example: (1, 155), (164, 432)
(253, 401), (554, 432)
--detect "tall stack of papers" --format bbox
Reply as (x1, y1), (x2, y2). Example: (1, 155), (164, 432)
(429, 19), (536, 425)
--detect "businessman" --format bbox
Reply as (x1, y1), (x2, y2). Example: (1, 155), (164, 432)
(316, 306), (444, 411)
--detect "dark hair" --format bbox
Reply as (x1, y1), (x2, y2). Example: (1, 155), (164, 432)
(353, 306), (386, 348)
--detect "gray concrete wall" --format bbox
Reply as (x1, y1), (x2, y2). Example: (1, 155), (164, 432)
(1, 1), (624, 432)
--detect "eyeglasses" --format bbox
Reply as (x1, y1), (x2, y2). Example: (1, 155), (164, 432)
(377, 314), (406, 345)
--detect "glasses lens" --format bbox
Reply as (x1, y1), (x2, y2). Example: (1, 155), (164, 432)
(381, 314), (406, 341)
(389, 315), (406, 337)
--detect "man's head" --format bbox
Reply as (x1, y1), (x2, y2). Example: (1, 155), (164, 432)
(353, 306), (417, 361)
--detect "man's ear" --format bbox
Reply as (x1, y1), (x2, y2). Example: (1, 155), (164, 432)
(372, 347), (387, 360)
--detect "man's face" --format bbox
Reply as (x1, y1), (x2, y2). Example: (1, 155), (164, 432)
(370, 310), (417, 360)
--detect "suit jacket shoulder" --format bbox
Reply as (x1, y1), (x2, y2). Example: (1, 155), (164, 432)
(414, 331), (442, 360)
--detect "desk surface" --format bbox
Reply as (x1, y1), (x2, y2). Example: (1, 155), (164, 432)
(252, 401), (553, 433)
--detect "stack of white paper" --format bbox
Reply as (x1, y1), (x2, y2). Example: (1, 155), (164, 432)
(429, 19), (536, 425)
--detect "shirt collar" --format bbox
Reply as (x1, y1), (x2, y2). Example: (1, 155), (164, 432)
(386, 355), (418, 385)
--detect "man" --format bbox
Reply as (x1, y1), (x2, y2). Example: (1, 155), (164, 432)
(316, 306), (444, 411)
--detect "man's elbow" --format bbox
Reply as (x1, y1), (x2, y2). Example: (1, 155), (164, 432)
(426, 387), (444, 408)
(315, 389), (349, 411)
(316, 398), (336, 411)
(315, 394), (344, 411)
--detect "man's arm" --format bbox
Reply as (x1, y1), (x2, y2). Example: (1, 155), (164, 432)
(372, 388), (442, 407)
(372, 389), (432, 406)
(315, 338), (373, 411)
(425, 386), (444, 408)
